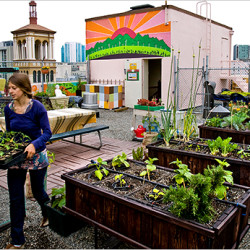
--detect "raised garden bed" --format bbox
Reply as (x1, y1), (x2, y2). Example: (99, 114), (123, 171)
(199, 124), (250, 145)
(61, 159), (249, 249)
(147, 139), (250, 187)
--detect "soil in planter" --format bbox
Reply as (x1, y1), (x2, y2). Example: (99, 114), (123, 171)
(107, 161), (166, 182)
(94, 176), (143, 196)
(73, 169), (115, 184)
(127, 182), (237, 228)
(158, 140), (250, 161)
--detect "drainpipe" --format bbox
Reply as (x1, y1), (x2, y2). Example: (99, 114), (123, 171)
(229, 30), (234, 76)
(87, 55), (90, 84)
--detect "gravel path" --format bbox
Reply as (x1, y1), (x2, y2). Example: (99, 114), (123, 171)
(0, 108), (249, 249)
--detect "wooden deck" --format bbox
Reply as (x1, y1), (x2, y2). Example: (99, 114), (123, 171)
(0, 134), (140, 195)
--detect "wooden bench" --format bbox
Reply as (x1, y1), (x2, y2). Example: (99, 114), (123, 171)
(49, 125), (109, 150)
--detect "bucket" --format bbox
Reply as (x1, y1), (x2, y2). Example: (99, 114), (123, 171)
(83, 92), (97, 104)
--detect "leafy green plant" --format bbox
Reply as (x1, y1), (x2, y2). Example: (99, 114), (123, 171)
(170, 159), (192, 188)
(219, 137), (238, 157)
(205, 116), (222, 127)
(47, 150), (55, 167)
(140, 157), (158, 181)
(245, 121), (250, 130)
(132, 147), (144, 161)
(112, 152), (130, 170)
(207, 139), (220, 156)
(221, 113), (248, 131)
(114, 174), (126, 187)
(148, 188), (164, 201)
(35, 91), (49, 97)
(89, 157), (109, 181)
(207, 137), (238, 157)
(51, 184), (66, 211)
(204, 159), (233, 199)
(237, 149), (250, 159)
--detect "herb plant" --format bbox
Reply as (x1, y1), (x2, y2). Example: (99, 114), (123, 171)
(162, 158), (233, 223)
(112, 152), (130, 170)
(114, 174), (126, 187)
(148, 188), (164, 201)
(89, 157), (109, 181)
(170, 159), (192, 188)
(140, 157), (158, 181)
(51, 184), (66, 211)
(204, 159), (233, 199)
(132, 147), (144, 161)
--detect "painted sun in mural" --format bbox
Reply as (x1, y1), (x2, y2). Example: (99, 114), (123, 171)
(86, 10), (171, 51)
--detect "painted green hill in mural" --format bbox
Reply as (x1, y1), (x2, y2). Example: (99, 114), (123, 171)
(87, 33), (171, 59)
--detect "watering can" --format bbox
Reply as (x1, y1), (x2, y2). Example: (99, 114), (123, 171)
(132, 125), (146, 139)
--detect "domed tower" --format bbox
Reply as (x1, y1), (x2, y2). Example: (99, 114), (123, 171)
(11, 1), (56, 87)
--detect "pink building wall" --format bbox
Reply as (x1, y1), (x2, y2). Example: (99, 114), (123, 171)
(87, 4), (233, 108)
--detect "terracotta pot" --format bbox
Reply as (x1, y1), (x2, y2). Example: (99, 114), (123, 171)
(41, 69), (49, 74)
(142, 131), (158, 147)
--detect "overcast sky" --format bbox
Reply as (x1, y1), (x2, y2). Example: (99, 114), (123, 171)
(1, 0), (249, 61)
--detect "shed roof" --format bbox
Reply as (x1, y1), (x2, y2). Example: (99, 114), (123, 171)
(85, 4), (232, 30)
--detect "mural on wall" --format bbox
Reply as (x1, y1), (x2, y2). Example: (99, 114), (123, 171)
(31, 82), (80, 96)
(86, 9), (171, 60)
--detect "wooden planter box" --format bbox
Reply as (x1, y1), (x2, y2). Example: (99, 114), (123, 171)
(61, 160), (249, 249)
(147, 141), (250, 187)
(199, 124), (250, 145)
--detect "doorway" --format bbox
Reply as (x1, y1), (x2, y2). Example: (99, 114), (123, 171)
(144, 59), (162, 101)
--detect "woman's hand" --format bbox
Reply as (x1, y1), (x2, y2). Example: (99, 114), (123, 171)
(24, 143), (36, 159)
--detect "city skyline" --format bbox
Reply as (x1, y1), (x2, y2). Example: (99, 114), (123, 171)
(0, 1), (249, 62)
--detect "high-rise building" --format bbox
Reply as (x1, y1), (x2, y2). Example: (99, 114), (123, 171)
(0, 40), (13, 67)
(61, 42), (85, 63)
(233, 45), (250, 61)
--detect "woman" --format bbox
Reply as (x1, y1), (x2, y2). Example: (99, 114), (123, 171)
(4, 73), (52, 249)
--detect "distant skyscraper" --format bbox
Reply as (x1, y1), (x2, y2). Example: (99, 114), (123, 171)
(61, 42), (85, 62)
(0, 40), (13, 67)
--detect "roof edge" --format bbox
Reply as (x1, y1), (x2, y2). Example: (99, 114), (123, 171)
(85, 4), (232, 30)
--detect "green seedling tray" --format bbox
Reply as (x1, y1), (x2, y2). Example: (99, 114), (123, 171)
(134, 105), (165, 111)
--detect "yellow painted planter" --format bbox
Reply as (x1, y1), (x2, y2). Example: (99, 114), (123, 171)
(49, 96), (70, 109)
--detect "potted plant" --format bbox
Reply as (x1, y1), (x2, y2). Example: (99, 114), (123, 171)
(44, 184), (84, 237)
(141, 109), (160, 147)
(41, 66), (50, 74)
(134, 98), (164, 111)
(34, 91), (53, 110)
